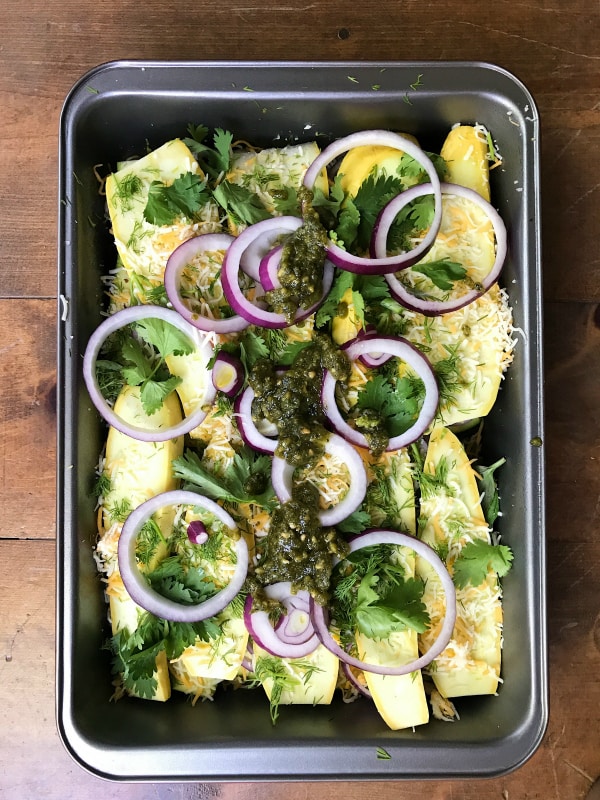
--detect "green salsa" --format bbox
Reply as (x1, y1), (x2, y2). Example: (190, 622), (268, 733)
(248, 335), (351, 602)
(249, 333), (350, 467)
(265, 187), (329, 323)
(253, 482), (348, 606)
(352, 406), (390, 457)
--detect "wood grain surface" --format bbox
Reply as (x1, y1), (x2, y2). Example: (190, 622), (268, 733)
(1, 0), (599, 797)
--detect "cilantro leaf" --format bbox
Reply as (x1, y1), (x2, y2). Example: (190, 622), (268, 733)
(140, 374), (183, 416)
(277, 339), (313, 366)
(312, 174), (346, 217)
(238, 328), (270, 371)
(172, 447), (276, 510)
(315, 270), (355, 328)
(411, 259), (467, 292)
(144, 172), (210, 226)
(357, 274), (391, 303)
(183, 125), (233, 179)
(108, 612), (219, 699)
(213, 128), (234, 174)
(476, 458), (506, 525)
(212, 181), (272, 226)
(396, 151), (447, 185)
(134, 317), (194, 358)
(356, 373), (424, 438)
(271, 186), (301, 215)
(145, 556), (217, 605)
(182, 123), (210, 155)
(352, 172), (405, 251)
(335, 200), (361, 251)
(332, 545), (429, 645)
(452, 540), (514, 588)
(355, 572), (429, 638)
(337, 508), (372, 534)
(387, 194), (435, 253)
(120, 338), (153, 385)
(311, 175), (352, 237)
(106, 320), (193, 415)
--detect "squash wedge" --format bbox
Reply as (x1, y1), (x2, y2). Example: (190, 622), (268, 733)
(354, 449), (429, 730)
(416, 426), (503, 698)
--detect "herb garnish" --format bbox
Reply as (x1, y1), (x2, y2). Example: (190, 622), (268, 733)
(452, 540), (514, 588)
(100, 317), (193, 416)
(332, 545), (429, 645)
(251, 656), (324, 724)
(172, 446), (277, 511)
(411, 259), (467, 292)
(144, 172), (210, 226)
(109, 613), (219, 699)
(475, 458), (506, 525)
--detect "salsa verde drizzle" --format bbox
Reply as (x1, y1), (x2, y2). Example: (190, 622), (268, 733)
(248, 335), (350, 604)
(264, 187), (329, 323)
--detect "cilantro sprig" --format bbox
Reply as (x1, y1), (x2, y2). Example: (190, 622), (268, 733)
(311, 156), (446, 257)
(99, 318), (194, 416)
(212, 181), (272, 226)
(332, 546), (430, 643)
(452, 540), (514, 588)
(108, 612), (219, 699)
(411, 259), (467, 292)
(354, 372), (425, 439)
(145, 556), (218, 605)
(144, 172), (210, 226)
(355, 572), (430, 639)
(172, 446), (277, 511)
(183, 125), (233, 178)
(315, 270), (390, 331)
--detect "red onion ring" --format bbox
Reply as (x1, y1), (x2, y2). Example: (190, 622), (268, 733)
(302, 130), (443, 275)
(342, 661), (372, 699)
(258, 245), (283, 291)
(234, 385), (278, 455)
(341, 329), (392, 369)
(310, 529), (457, 675)
(82, 305), (216, 442)
(244, 582), (319, 658)
(238, 218), (303, 282)
(270, 433), (367, 526)
(321, 336), (439, 451)
(378, 182), (508, 316)
(164, 233), (251, 333)
(117, 490), (248, 623)
(211, 351), (245, 398)
(222, 224), (335, 328)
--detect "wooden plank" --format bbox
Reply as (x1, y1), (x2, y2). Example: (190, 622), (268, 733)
(545, 302), (600, 543)
(0, 300), (56, 538)
(0, 4), (599, 302)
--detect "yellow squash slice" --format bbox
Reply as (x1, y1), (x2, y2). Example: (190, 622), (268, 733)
(354, 449), (429, 730)
(416, 426), (503, 698)
(105, 139), (221, 289)
(252, 642), (339, 711)
(441, 125), (491, 201)
(98, 384), (185, 701)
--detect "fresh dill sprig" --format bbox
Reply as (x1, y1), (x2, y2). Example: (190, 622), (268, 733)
(106, 497), (132, 523)
(136, 517), (167, 568)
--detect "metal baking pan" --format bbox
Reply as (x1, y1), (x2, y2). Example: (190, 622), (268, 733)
(56, 60), (546, 781)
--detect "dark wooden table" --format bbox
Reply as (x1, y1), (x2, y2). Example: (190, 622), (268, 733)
(1, 1), (599, 797)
